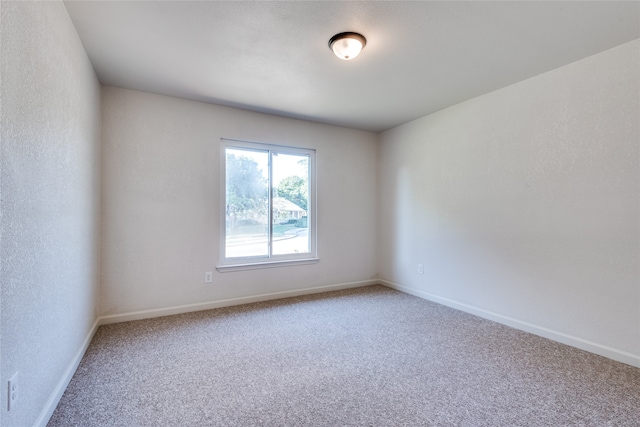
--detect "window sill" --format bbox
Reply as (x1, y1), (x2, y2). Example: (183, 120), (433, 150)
(216, 258), (319, 273)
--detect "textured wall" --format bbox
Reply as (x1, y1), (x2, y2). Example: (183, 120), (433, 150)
(378, 40), (640, 362)
(0, 2), (101, 426)
(100, 87), (378, 316)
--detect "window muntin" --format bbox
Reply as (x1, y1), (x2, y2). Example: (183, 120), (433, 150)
(220, 139), (316, 268)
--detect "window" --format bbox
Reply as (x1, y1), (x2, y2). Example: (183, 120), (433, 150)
(218, 139), (317, 271)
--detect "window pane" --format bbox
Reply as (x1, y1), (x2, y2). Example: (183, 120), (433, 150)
(272, 153), (309, 255)
(225, 148), (269, 258)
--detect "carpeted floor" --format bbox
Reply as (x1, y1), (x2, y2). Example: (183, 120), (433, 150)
(48, 285), (640, 426)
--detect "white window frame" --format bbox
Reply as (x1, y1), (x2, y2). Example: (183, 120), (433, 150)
(217, 138), (318, 272)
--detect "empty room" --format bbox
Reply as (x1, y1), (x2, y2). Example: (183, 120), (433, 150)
(2, 1), (639, 426)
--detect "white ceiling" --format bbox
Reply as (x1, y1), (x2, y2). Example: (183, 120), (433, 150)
(64, 1), (639, 133)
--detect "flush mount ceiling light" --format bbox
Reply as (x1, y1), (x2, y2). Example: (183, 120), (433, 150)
(328, 32), (366, 60)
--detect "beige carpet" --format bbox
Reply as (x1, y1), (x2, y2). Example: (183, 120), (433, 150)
(48, 285), (640, 426)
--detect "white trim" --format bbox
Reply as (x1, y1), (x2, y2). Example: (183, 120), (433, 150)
(380, 279), (640, 368)
(33, 318), (100, 427)
(216, 257), (319, 272)
(99, 279), (376, 325)
(34, 278), (640, 427)
(36, 280), (375, 426)
(219, 138), (317, 267)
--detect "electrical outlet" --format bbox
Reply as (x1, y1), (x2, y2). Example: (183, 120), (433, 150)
(204, 271), (213, 283)
(7, 372), (18, 411)
(418, 264), (424, 274)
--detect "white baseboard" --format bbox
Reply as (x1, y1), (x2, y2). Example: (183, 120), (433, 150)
(35, 280), (377, 426)
(39, 278), (635, 427)
(380, 279), (640, 368)
(33, 318), (100, 427)
(99, 279), (378, 325)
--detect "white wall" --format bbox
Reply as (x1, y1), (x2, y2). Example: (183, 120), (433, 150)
(0, 2), (101, 426)
(1, 4), (635, 425)
(378, 40), (640, 365)
(100, 87), (378, 317)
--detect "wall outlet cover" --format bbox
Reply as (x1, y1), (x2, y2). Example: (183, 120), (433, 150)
(8, 372), (18, 412)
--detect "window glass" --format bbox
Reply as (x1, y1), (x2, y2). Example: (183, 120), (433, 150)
(272, 153), (309, 256)
(225, 148), (269, 258)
